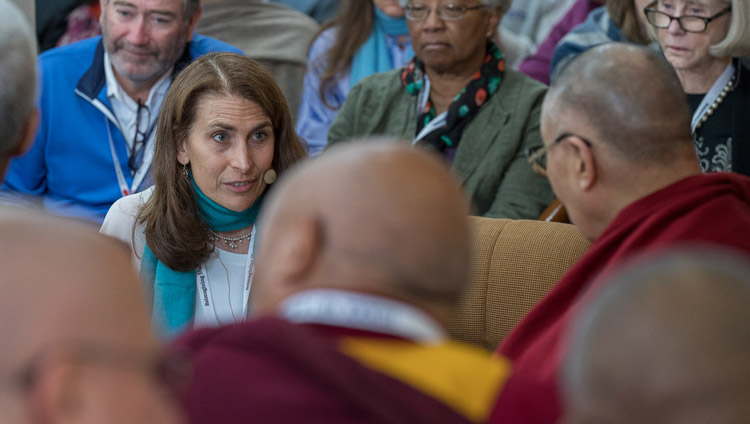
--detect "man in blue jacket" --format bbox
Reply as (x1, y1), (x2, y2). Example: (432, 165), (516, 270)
(2, 0), (242, 223)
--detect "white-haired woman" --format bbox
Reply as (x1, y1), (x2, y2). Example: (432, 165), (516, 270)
(328, 0), (553, 220)
(645, 0), (750, 174)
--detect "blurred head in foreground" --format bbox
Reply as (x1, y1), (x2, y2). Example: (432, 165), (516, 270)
(0, 207), (185, 424)
(563, 247), (750, 424)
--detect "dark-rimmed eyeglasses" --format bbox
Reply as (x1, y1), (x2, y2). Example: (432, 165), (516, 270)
(404, 3), (486, 21)
(525, 133), (593, 177)
(2, 341), (192, 397)
(643, 1), (731, 33)
(129, 99), (151, 176)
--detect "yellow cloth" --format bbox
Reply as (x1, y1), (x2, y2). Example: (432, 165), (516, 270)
(340, 337), (511, 422)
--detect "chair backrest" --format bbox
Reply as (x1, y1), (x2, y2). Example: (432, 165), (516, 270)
(448, 217), (591, 351)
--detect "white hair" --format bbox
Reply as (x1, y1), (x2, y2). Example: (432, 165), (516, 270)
(0, 0), (37, 156)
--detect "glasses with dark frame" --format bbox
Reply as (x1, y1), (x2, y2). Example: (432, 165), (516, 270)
(404, 3), (487, 21)
(1, 341), (192, 397)
(643, 1), (732, 33)
(128, 99), (151, 176)
(525, 133), (594, 177)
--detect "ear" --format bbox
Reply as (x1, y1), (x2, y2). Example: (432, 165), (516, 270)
(569, 136), (597, 191)
(273, 216), (321, 286)
(176, 133), (189, 165)
(251, 215), (322, 315)
(11, 109), (39, 157)
(27, 357), (83, 424)
(185, 6), (202, 43)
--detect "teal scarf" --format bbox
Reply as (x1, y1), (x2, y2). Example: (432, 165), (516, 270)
(349, 7), (413, 88)
(140, 177), (264, 339)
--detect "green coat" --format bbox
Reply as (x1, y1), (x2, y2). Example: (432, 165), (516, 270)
(328, 68), (554, 219)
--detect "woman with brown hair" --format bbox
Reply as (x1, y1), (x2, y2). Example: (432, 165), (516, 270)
(296, 0), (413, 155)
(101, 52), (307, 338)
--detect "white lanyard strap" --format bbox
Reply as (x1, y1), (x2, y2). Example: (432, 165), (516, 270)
(412, 74), (448, 145)
(196, 226), (256, 326)
(691, 63), (735, 133)
(105, 118), (156, 196)
(280, 289), (446, 342)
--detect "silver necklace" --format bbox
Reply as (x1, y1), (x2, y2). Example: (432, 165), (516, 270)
(208, 229), (252, 250)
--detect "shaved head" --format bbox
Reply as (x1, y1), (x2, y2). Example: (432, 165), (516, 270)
(0, 207), (182, 424)
(252, 141), (472, 323)
(563, 248), (750, 424)
(546, 43), (694, 164)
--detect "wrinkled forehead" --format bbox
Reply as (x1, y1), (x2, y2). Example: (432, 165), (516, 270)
(658, 0), (728, 8)
(107, 0), (184, 13)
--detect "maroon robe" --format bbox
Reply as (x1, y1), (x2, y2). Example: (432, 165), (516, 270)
(497, 173), (750, 421)
(174, 315), (515, 424)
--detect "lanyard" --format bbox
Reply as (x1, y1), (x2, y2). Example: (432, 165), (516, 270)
(280, 289), (446, 342)
(412, 74), (447, 145)
(691, 63), (735, 133)
(196, 226), (256, 326)
(105, 118), (156, 196)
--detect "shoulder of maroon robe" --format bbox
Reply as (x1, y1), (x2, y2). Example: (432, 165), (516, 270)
(495, 172), (750, 421)
(173, 316), (512, 424)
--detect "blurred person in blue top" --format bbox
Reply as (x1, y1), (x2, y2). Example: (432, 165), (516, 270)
(296, 0), (414, 155)
(551, 0), (654, 81)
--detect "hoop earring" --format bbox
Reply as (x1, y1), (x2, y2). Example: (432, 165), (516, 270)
(263, 169), (277, 184)
(182, 163), (189, 179)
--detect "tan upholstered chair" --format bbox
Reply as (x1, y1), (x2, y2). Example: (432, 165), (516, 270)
(449, 217), (591, 351)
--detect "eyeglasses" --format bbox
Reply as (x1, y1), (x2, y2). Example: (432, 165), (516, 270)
(525, 133), (593, 177)
(2, 341), (192, 397)
(404, 3), (486, 21)
(129, 99), (151, 176)
(643, 1), (731, 33)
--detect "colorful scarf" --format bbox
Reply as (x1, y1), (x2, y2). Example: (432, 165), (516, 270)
(140, 176), (264, 339)
(350, 7), (413, 88)
(401, 41), (505, 151)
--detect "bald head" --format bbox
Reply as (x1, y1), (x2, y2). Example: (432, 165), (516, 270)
(0, 209), (152, 370)
(563, 248), (750, 424)
(546, 43), (694, 164)
(252, 141), (471, 322)
(0, 207), (182, 424)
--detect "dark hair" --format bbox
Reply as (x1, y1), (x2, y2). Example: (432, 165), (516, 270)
(314, 1), (375, 109)
(138, 53), (307, 271)
(607, 0), (650, 45)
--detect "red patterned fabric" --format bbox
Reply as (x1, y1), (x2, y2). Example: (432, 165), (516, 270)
(497, 172), (750, 422)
